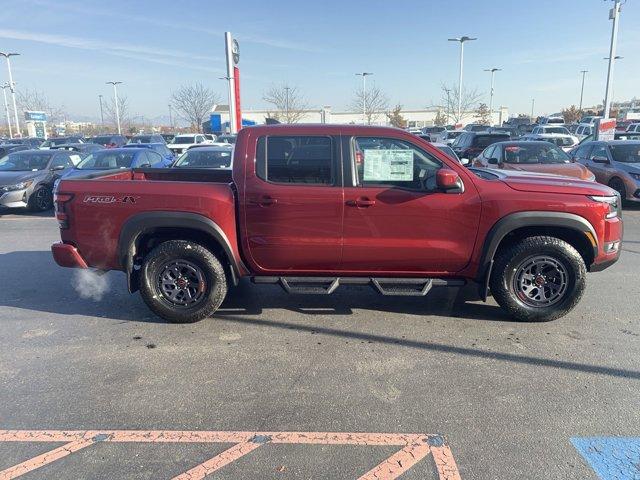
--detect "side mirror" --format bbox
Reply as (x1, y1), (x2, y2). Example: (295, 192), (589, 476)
(436, 168), (464, 193)
(460, 157), (470, 166)
(592, 156), (609, 164)
(51, 165), (66, 171)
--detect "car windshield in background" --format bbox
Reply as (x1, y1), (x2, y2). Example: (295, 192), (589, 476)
(129, 136), (153, 143)
(435, 145), (458, 160)
(610, 144), (640, 163)
(173, 136), (196, 144)
(545, 127), (569, 134)
(76, 151), (137, 169)
(476, 135), (509, 148)
(0, 152), (52, 171)
(174, 149), (233, 168)
(92, 136), (114, 146)
(42, 138), (73, 147)
(217, 135), (236, 144)
(503, 144), (570, 164)
(544, 137), (575, 147)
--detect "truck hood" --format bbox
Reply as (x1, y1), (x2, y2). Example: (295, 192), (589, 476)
(501, 162), (592, 180)
(491, 169), (617, 196)
(0, 170), (43, 186)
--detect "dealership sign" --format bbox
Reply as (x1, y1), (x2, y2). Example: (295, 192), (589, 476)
(596, 118), (616, 141)
(24, 111), (47, 121)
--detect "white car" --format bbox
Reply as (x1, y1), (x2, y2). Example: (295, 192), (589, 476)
(167, 134), (212, 155)
(626, 123), (640, 133)
(574, 124), (594, 141)
(531, 125), (571, 136)
(436, 130), (465, 145)
(538, 115), (565, 125)
(579, 116), (602, 125)
(523, 133), (578, 152)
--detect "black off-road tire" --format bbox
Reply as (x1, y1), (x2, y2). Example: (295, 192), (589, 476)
(489, 236), (586, 322)
(28, 186), (53, 212)
(139, 240), (227, 323)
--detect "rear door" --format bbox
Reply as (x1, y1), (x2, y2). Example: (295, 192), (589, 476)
(242, 134), (344, 272)
(341, 134), (481, 274)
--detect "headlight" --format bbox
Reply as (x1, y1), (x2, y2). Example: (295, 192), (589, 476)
(1, 180), (33, 192)
(588, 195), (620, 219)
(630, 172), (640, 181)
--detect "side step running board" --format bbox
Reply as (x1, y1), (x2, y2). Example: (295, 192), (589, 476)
(251, 276), (465, 296)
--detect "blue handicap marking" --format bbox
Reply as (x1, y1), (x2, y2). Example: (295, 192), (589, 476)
(571, 437), (640, 480)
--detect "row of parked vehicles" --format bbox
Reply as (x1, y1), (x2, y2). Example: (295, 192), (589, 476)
(0, 132), (237, 212)
(413, 120), (640, 205)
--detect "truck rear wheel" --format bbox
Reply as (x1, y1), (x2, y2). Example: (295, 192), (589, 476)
(139, 240), (227, 323)
(489, 236), (586, 322)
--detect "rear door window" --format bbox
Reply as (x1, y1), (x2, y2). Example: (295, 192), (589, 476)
(257, 136), (334, 185)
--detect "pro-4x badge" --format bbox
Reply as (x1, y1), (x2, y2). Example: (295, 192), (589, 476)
(83, 195), (140, 204)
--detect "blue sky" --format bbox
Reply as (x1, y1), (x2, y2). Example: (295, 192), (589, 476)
(0, 0), (638, 122)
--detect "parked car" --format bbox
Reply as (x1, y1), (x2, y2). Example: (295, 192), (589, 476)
(3, 137), (45, 148)
(204, 134), (218, 142)
(451, 131), (511, 164)
(421, 126), (446, 141)
(40, 136), (85, 149)
(0, 144), (29, 157)
(615, 120), (633, 132)
(488, 126), (520, 139)
(168, 134), (211, 155)
(473, 141), (595, 181)
(122, 143), (175, 167)
(430, 142), (461, 163)
(62, 148), (166, 180)
(216, 134), (237, 144)
(579, 116), (602, 125)
(51, 124), (622, 324)
(503, 117), (532, 128)
(523, 133), (579, 152)
(91, 135), (128, 148)
(172, 146), (234, 169)
(128, 134), (166, 145)
(538, 115), (565, 125)
(463, 124), (489, 132)
(0, 149), (77, 211)
(161, 133), (176, 144)
(436, 130), (464, 145)
(50, 143), (103, 161)
(571, 140), (640, 203)
(574, 124), (594, 141)
(517, 124), (535, 135)
(531, 125), (571, 136)
(626, 123), (640, 133)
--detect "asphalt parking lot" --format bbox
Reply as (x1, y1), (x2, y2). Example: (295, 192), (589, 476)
(1, 207), (639, 479)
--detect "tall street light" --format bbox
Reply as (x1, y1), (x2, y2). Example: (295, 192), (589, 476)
(168, 104), (173, 129)
(483, 67), (501, 125)
(579, 70), (588, 111)
(531, 99), (535, 121)
(355, 72), (373, 124)
(603, 0), (622, 119)
(603, 56), (623, 112)
(284, 86), (290, 122)
(0, 52), (21, 136)
(106, 81), (123, 134)
(448, 36), (477, 121)
(1, 84), (13, 137)
(98, 94), (104, 127)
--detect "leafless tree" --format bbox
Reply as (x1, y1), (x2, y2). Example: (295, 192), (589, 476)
(170, 83), (219, 132)
(262, 84), (309, 123)
(350, 84), (389, 125)
(103, 95), (131, 132)
(16, 88), (67, 124)
(430, 83), (482, 124)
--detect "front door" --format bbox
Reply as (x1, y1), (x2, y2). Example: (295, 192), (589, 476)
(341, 136), (481, 274)
(242, 134), (344, 273)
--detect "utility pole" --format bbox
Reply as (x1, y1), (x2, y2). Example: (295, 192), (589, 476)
(531, 99), (535, 121)
(106, 81), (123, 134)
(603, 0), (621, 119)
(98, 94), (104, 127)
(1, 84), (12, 137)
(284, 86), (290, 123)
(444, 87), (452, 124)
(0, 52), (21, 136)
(448, 36), (477, 121)
(579, 70), (588, 112)
(355, 72), (373, 124)
(484, 68), (501, 126)
(168, 104), (173, 129)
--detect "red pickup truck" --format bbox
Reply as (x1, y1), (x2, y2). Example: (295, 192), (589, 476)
(51, 125), (622, 323)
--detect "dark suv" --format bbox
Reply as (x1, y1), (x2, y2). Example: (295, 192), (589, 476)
(91, 135), (128, 148)
(451, 132), (510, 164)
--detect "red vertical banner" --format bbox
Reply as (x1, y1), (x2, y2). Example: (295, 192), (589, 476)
(233, 66), (241, 131)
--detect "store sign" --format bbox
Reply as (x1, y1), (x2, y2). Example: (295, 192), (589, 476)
(596, 118), (616, 141)
(232, 39), (240, 65)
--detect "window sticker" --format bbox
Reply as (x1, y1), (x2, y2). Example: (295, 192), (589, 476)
(362, 149), (413, 181)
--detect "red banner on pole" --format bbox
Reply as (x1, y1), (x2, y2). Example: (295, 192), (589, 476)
(233, 66), (241, 131)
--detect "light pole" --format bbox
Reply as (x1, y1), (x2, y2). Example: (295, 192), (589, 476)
(531, 99), (535, 121)
(448, 36), (477, 121)
(284, 86), (290, 123)
(168, 104), (173, 129)
(98, 94), (104, 127)
(0, 52), (21, 136)
(579, 70), (588, 112)
(603, 0), (622, 119)
(1, 84), (13, 137)
(603, 56), (622, 113)
(483, 67), (501, 125)
(106, 81), (122, 134)
(355, 72), (373, 124)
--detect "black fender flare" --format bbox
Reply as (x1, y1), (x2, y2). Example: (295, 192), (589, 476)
(477, 211), (598, 300)
(118, 211), (241, 292)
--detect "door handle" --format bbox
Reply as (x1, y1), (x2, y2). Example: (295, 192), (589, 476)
(257, 195), (277, 207)
(346, 197), (376, 208)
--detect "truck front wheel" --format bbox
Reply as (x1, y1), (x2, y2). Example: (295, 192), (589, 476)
(489, 236), (586, 322)
(140, 240), (228, 323)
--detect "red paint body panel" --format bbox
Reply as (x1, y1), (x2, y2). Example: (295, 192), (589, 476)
(51, 242), (88, 268)
(52, 124), (622, 282)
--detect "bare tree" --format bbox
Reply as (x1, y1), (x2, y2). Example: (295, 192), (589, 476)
(16, 88), (67, 124)
(350, 84), (389, 125)
(170, 83), (219, 132)
(103, 95), (131, 132)
(262, 84), (309, 124)
(430, 83), (482, 124)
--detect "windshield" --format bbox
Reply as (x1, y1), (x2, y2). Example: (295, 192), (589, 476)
(544, 127), (570, 134)
(503, 144), (570, 164)
(41, 138), (71, 147)
(129, 136), (153, 144)
(173, 149), (233, 168)
(0, 152), (52, 171)
(610, 144), (640, 163)
(76, 151), (136, 169)
(543, 137), (575, 147)
(217, 135), (236, 144)
(92, 136), (115, 146)
(435, 145), (458, 161)
(172, 136), (196, 144)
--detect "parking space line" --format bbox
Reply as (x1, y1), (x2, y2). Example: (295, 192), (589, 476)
(358, 442), (432, 480)
(0, 429), (461, 479)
